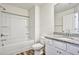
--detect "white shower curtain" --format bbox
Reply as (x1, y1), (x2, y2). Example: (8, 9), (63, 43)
(0, 12), (33, 55)
(0, 12), (30, 46)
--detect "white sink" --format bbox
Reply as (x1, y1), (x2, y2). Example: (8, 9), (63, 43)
(32, 43), (44, 50)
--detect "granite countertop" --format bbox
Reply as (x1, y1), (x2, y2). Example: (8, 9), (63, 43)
(44, 34), (79, 45)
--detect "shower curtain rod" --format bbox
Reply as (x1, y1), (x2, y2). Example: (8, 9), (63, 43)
(0, 11), (30, 18)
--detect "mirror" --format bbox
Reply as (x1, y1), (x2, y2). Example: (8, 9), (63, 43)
(54, 3), (79, 34)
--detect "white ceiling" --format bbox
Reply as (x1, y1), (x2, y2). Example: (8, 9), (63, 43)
(55, 3), (79, 13)
(1, 3), (78, 13)
(1, 3), (44, 10)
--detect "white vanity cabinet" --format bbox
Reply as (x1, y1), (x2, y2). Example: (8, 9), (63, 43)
(45, 38), (71, 55)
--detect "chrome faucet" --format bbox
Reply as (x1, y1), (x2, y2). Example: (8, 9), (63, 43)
(64, 30), (71, 38)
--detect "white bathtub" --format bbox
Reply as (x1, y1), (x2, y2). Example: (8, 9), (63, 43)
(0, 40), (34, 55)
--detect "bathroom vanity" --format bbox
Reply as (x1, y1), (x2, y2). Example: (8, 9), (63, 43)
(45, 35), (79, 55)
(45, 3), (79, 55)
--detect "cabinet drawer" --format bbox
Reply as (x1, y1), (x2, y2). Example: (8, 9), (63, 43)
(45, 39), (54, 46)
(67, 43), (79, 55)
(53, 40), (66, 50)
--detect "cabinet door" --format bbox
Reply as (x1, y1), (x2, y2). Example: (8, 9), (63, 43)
(67, 43), (79, 55)
(46, 47), (57, 55)
(46, 44), (71, 55)
(45, 39), (57, 55)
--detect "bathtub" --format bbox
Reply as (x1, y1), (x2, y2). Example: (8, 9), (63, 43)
(0, 40), (34, 55)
